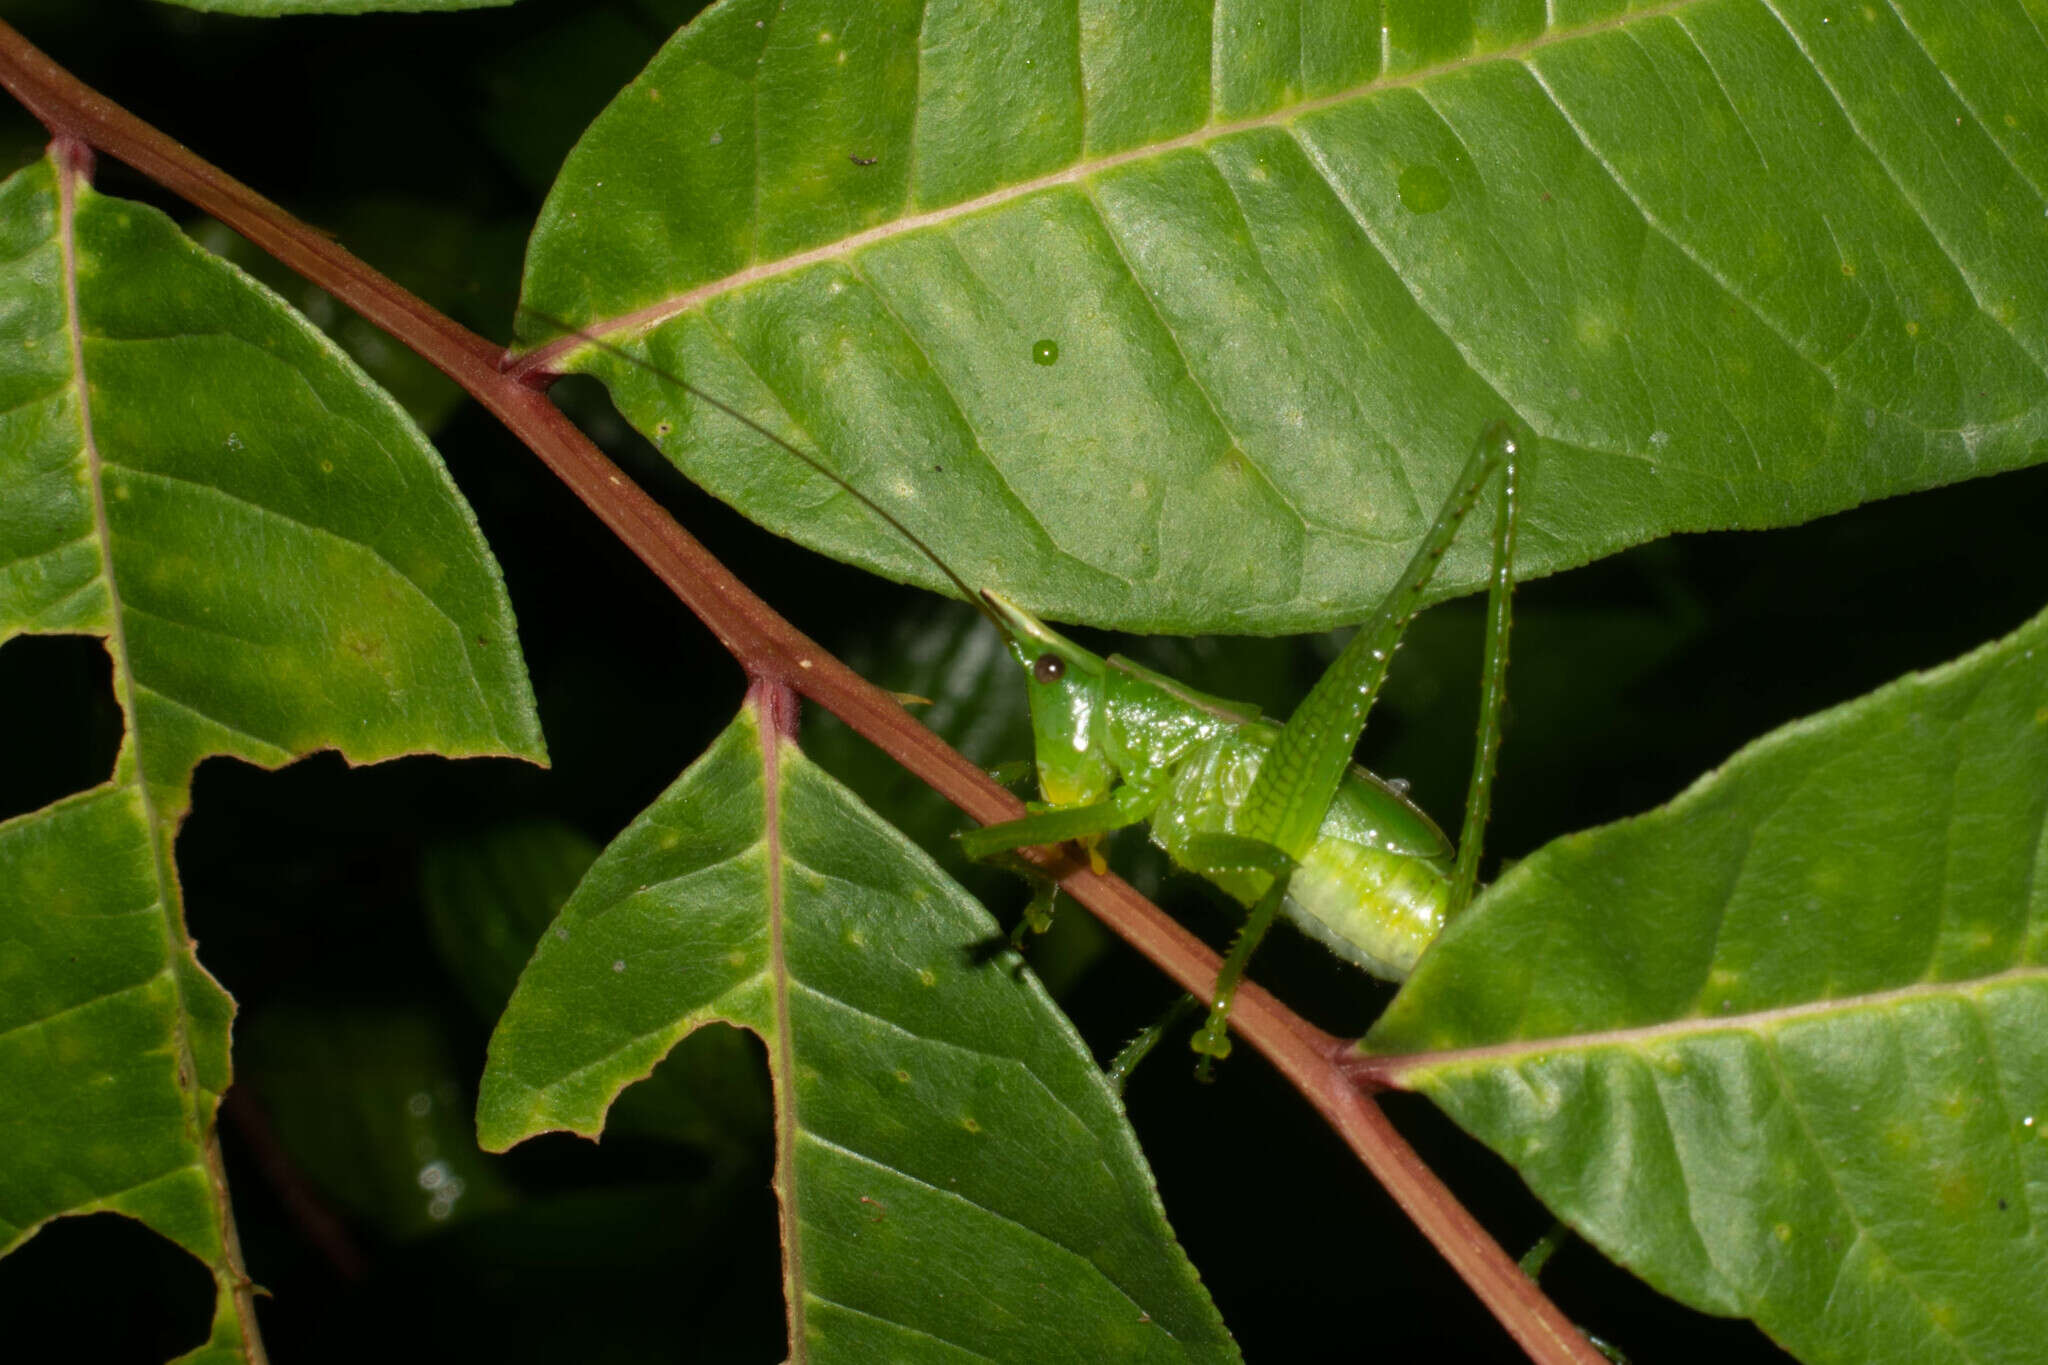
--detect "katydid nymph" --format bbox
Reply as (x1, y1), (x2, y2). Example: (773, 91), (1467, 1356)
(957, 424), (1519, 1066)
(526, 312), (1521, 1069)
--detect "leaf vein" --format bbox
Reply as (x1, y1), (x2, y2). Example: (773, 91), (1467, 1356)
(794, 1126), (1169, 1334)
(1880, 0), (2048, 205)
(785, 975), (1101, 1142)
(1517, 57), (1839, 422)
(1756, 0), (2041, 373)
(1758, 1030), (1980, 1364)
(546, 0), (1706, 363)
(0, 965), (170, 1043)
(1963, 992), (2036, 1230)
(800, 1291), (1000, 1362)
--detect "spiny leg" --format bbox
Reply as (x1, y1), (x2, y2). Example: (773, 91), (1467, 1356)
(1187, 857), (1299, 1079)
(1450, 437), (1518, 916)
(1193, 421), (1522, 1059)
(1172, 833), (1299, 1071)
(1103, 995), (1201, 1095)
(1238, 422), (1521, 858)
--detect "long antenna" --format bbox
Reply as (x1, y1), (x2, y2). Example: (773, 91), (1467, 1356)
(516, 307), (1008, 636)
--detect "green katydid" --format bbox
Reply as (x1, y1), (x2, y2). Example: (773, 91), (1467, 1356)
(956, 423), (1519, 1063)
(525, 312), (1520, 1067)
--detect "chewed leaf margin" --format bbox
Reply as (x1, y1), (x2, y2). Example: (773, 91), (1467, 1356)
(0, 151), (543, 1360)
(481, 696), (1241, 1362)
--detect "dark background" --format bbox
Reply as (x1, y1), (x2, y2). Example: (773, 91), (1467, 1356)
(2, 2), (2043, 1360)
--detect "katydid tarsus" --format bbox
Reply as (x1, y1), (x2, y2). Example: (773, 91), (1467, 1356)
(527, 312), (1520, 1069)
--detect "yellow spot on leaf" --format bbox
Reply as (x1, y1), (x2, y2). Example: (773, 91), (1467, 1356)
(1934, 1169), (1977, 1211)
(338, 629), (385, 662)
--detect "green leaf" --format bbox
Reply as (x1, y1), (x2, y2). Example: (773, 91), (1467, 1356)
(1368, 604), (2048, 1364)
(480, 701), (1238, 1362)
(0, 154), (543, 1352)
(520, 0), (2048, 632)
(187, 199), (524, 437)
(423, 818), (773, 1151)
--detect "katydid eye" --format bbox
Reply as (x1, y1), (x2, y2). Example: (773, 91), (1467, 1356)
(1032, 653), (1065, 684)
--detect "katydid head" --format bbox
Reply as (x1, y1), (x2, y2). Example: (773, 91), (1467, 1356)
(981, 590), (1115, 808)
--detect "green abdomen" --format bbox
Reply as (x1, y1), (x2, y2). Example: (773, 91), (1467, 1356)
(1149, 726), (1455, 982)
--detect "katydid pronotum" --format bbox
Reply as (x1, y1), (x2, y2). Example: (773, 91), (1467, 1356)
(530, 314), (1520, 1071)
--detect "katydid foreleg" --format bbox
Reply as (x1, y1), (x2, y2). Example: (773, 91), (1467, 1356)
(1451, 436), (1518, 917)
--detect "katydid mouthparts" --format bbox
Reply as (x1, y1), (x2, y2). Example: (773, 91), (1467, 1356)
(519, 310), (1520, 1067)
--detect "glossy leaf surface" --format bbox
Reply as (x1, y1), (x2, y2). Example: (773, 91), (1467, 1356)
(0, 155), (543, 1357)
(521, 0), (2048, 632)
(1370, 604), (2048, 1364)
(423, 818), (773, 1151)
(479, 701), (1238, 1362)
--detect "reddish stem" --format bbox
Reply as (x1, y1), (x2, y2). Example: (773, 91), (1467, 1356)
(0, 20), (1601, 1364)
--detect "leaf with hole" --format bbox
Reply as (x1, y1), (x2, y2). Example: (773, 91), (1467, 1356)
(0, 153), (543, 1357)
(479, 699), (1237, 1362)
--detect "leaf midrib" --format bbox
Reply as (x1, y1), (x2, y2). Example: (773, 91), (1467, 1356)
(56, 155), (235, 1304)
(520, 0), (1703, 371)
(1379, 961), (2048, 1077)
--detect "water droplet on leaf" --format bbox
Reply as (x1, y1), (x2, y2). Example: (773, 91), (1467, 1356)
(1032, 338), (1059, 366)
(1397, 163), (1452, 214)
